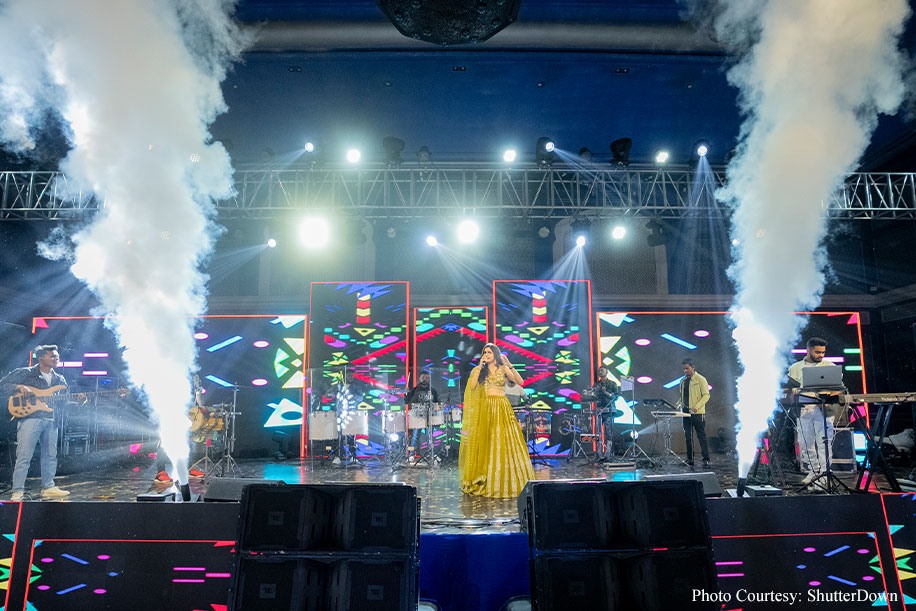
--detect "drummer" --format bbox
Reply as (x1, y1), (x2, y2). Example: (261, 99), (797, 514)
(405, 370), (439, 459)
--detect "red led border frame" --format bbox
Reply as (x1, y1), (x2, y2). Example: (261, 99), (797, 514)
(493, 280), (594, 457)
(595, 311), (869, 426)
(305, 282), (410, 458)
(0, 501), (26, 611)
(21, 538), (236, 608)
(31, 314), (308, 456)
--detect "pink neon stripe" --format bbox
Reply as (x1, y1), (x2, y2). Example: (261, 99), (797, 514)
(717, 573), (745, 578)
(172, 579), (206, 583)
(715, 561), (744, 565)
(205, 573), (231, 578)
(173, 567), (206, 571)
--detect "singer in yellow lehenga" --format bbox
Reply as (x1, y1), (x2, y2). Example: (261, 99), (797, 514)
(459, 343), (535, 498)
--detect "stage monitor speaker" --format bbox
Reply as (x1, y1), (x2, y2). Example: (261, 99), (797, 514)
(531, 554), (621, 611)
(203, 477), (279, 502)
(519, 480), (709, 552)
(232, 556), (416, 611)
(238, 483), (419, 555)
(531, 550), (717, 611)
(623, 549), (718, 611)
(644, 471), (723, 497)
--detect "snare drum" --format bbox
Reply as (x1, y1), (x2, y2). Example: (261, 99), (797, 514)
(308, 411), (337, 441)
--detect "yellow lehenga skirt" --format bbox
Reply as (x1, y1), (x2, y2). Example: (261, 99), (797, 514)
(459, 384), (535, 498)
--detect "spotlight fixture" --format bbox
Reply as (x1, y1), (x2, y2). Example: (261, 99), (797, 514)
(694, 139), (710, 157)
(426, 235), (438, 247)
(457, 219), (480, 244)
(387, 227), (397, 239)
(578, 147), (593, 161)
(304, 142), (315, 153)
(417, 145), (432, 167)
(346, 148), (361, 163)
(383, 136), (405, 167)
(570, 218), (590, 248)
(610, 137), (632, 167)
(535, 137), (557, 167)
(537, 226), (550, 239)
(502, 148), (517, 163)
(299, 216), (330, 249)
(645, 219), (666, 247)
(611, 225), (626, 240)
(654, 150), (670, 164)
(266, 238), (277, 248)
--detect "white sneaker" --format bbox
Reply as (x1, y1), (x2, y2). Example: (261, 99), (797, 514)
(10, 491), (24, 502)
(801, 472), (816, 485)
(41, 486), (70, 499)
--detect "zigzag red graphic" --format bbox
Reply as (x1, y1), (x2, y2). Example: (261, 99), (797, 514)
(416, 328), (448, 342)
(458, 328), (488, 341)
(351, 339), (408, 364)
(495, 338), (553, 363)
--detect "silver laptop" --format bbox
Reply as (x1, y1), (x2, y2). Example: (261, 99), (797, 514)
(801, 365), (844, 389)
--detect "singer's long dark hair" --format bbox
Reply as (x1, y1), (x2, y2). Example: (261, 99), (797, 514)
(476, 343), (505, 386)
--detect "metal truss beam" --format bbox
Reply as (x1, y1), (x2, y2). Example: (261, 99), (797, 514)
(2, 166), (916, 220)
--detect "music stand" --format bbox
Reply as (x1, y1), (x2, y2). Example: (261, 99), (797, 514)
(796, 381), (850, 494)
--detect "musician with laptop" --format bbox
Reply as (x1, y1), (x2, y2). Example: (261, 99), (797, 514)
(787, 337), (843, 488)
(0, 345), (74, 501)
(677, 358), (711, 468)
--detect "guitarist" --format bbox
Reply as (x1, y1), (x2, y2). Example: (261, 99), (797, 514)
(0, 345), (72, 501)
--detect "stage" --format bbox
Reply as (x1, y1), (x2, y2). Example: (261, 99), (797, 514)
(0, 447), (914, 610)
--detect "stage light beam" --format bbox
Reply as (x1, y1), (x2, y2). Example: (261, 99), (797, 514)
(299, 217), (330, 249)
(457, 220), (479, 244)
(346, 148), (361, 163)
(611, 225), (626, 240)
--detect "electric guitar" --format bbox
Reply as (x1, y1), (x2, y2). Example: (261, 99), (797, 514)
(8, 385), (127, 419)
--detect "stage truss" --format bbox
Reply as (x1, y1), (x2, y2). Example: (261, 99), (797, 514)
(2, 166), (916, 220)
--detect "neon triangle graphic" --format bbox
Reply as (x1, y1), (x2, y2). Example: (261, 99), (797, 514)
(354, 327), (375, 336)
(600, 336), (621, 353)
(599, 313), (628, 327)
(529, 326), (550, 335)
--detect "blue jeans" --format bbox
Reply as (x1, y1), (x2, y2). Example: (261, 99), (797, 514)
(12, 418), (58, 492)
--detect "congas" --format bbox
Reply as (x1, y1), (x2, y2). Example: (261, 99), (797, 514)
(383, 410), (406, 433)
(340, 411), (368, 436)
(409, 404), (445, 428)
(308, 411), (337, 441)
(428, 403), (445, 426)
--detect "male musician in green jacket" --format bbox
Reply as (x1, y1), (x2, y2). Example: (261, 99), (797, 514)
(677, 358), (711, 468)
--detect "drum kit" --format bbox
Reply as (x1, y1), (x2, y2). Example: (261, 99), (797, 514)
(188, 384), (242, 477)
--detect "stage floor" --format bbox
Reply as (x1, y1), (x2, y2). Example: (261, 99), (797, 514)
(12, 450), (892, 533)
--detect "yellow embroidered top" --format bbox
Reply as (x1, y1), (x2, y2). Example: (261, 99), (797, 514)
(476, 366), (506, 390)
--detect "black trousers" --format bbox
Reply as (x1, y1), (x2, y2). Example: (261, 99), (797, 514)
(683, 413), (710, 462)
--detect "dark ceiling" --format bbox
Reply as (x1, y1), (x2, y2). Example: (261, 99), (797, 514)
(212, 0), (916, 169)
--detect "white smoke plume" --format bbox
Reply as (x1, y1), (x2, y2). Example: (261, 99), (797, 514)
(0, 0), (250, 481)
(714, 0), (910, 476)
